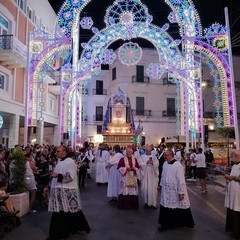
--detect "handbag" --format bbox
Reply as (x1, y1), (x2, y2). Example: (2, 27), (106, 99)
(125, 171), (137, 188)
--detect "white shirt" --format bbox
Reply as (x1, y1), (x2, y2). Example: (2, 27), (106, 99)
(196, 153), (206, 168)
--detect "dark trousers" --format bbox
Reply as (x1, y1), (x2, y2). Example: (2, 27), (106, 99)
(188, 166), (197, 179)
(78, 170), (87, 188)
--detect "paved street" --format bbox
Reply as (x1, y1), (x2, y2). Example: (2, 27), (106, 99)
(3, 177), (229, 240)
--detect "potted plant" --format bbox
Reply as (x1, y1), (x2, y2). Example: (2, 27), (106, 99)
(9, 148), (29, 217)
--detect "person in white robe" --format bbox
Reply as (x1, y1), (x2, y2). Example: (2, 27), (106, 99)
(95, 143), (110, 186)
(225, 150), (240, 239)
(140, 145), (159, 209)
(47, 146), (90, 239)
(107, 145), (123, 202)
(158, 149), (194, 231)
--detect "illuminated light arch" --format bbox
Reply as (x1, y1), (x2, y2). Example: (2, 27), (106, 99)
(53, 0), (202, 138)
(79, 22), (182, 72)
(165, 0), (202, 36)
(193, 43), (233, 127)
(54, 0), (201, 39)
(28, 44), (71, 125)
(26, 0), (238, 148)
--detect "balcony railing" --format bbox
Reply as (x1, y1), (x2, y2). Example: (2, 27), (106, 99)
(81, 115), (88, 122)
(163, 77), (176, 85)
(132, 76), (150, 84)
(162, 110), (176, 117)
(0, 34), (27, 67)
(132, 109), (152, 116)
(92, 89), (107, 95)
(93, 115), (104, 121)
(79, 88), (89, 95)
(203, 112), (215, 118)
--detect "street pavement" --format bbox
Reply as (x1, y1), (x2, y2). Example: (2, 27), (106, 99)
(3, 175), (230, 240)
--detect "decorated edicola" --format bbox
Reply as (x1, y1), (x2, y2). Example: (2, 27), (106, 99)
(25, 0), (239, 151)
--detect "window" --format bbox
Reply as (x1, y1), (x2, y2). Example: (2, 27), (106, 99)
(97, 125), (102, 134)
(167, 98), (175, 117)
(0, 15), (9, 30)
(27, 5), (33, 20)
(136, 65), (144, 82)
(41, 24), (46, 31)
(112, 67), (116, 80)
(0, 72), (8, 91)
(136, 97), (144, 115)
(101, 65), (109, 70)
(49, 98), (55, 111)
(18, 0), (25, 11)
(96, 80), (103, 95)
(96, 106), (103, 121)
(34, 15), (40, 27)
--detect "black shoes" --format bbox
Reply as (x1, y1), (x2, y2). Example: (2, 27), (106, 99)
(158, 226), (166, 232)
(144, 204), (157, 209)
(143, 203), (149, 209)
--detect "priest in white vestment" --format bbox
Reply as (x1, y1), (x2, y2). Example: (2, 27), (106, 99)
(140, 145), (159, 208)
(107, 145), (123, 202)
(158, 149), (194, 231)
(225, 150), (240, 239)
(95, 143), (110, 185)
(47, 146), (90, 239)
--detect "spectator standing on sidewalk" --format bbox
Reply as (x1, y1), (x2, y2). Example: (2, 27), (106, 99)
(187, 149), (197, 182)
(225, 150), (240, 239)
(196, 148), (207, 193)
(205, 149), (214, 164)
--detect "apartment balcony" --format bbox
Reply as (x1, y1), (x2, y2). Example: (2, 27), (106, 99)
(162, 110), (176, 117)
(163, 77), (176, 85)
(132, 76), (150, 84)
(0, 35), (27, 68)
(93, 89), (107, 95)
(132, 109), (152, 116)
(48, 83), (60, 95)
(81, 115), (88, 122)
(203, 112), (215, 118)
(93, 115), (104, 122)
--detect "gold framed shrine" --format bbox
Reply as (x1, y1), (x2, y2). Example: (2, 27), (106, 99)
(102, 88), (136, 147)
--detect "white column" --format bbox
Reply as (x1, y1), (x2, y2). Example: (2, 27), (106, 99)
(8, 114), (20, 148)
(53, 125), (61, 146)
(36, 121), (44, 145)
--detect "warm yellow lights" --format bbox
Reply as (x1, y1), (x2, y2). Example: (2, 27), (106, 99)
(209, 124), (214, 130)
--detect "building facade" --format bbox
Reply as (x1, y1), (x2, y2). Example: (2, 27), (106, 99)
(0, 0), (57, 148)
(1, 1), (240, 148)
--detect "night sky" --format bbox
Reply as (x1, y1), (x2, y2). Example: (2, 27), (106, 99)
(48, 0), (240, 54)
